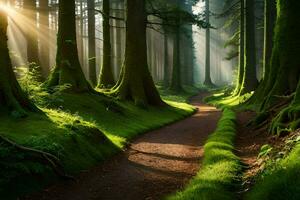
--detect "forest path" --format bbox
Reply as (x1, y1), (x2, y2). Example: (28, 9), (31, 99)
(23, 93), (221, 200)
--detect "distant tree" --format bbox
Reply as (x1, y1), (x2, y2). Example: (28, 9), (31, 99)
(23, 0), (40, 66)
(203, 0), (214, 86)
(87, 0), (97, 86)
(39, 0), (50, 77)
(98, 0), (115, 88)
(0, 10), (37, 117)
(46, 0), (92, 92)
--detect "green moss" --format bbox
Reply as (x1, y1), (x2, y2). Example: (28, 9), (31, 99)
(167, 109), (241, 200)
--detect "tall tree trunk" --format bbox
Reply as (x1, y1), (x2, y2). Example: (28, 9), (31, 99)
(240, 0), (258, 94)
(204, 0), (214, 86)
(98, 0), (115, 88)
(39, 0), (50, 77)
(46, 0), (92, 92)
(87, 0), (97, 86)
(263, 0), (276, 78)
(170, 25), (182, 92)
(0, 10), (36, 117)
(111, 0), (164, 106)
(260, 0), (300, 109)
(23, 0), (39, 66)
(233, 0), (245, 96)
(163, 26), (170, 87)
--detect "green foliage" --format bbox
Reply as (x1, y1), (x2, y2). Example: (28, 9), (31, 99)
(246, 133), (300, 200)
(18, 65), (71, 107)
(168, 109), (241, 200)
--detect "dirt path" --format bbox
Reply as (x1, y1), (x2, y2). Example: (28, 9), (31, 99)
(23, 93), (221, 200)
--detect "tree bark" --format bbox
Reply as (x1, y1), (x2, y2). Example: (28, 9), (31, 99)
(163, 26), (170, 87)
(87, 0), (97, 86)
(233, 0), (245, 96)
(23, 0), (39, 66)
(240, 0), (258, 94)
(39, 0), (50, 77)
(170, 26), (182, 92)
(263, 0), (276, 78)
(204, 0), (214, 86)
(46, 0), (92, 92)
(98, 0), (115, 88)
(0, 10), (37, 117)
(251, 0), (300, 110)
(111, 0), (164, 106)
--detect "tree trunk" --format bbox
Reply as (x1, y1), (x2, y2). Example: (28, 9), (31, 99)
(204, 0), (214, 86)
(233, 0), (245, 96)
(98, 0), (115, 88)
(251, 0), (300, 110)
(163, 26), (170, 87)
(39, 0), (50, 77)
(87, 0), (97, 86)
(170, 26), (182, 92)
(111, 0), (164, 106)
(23, 0), (39, 66)
(0, 10), (36, 117)
(46, 0), (92, 92)
(263, 0), (276, 78)
(240, 0), (258, 94)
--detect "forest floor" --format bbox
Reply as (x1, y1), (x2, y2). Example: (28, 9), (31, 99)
(22, 93), (221, 200)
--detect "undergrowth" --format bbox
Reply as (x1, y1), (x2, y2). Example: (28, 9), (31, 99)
(246, 130), (300, 200)
(168, 109), (241, 200)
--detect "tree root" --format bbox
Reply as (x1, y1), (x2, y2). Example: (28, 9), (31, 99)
(0, 134), (74, 181)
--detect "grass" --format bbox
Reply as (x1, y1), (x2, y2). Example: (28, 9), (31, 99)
(168, 109), (242, 200)
(246, 134), (300, 200)
(0, 86), (196, 199)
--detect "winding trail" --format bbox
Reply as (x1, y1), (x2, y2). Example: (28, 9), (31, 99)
(23, 93), (221, 200)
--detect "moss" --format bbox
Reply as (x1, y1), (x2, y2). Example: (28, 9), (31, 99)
(168, 109), (241, 200)
(246, 142), (300, 200)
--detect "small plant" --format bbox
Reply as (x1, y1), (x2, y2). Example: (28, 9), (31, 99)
(17, 64), (71, 108)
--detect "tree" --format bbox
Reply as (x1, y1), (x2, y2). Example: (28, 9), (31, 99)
(23, 0), (39, 66)
(87, 0), (97, 86)
(46, 0), (92, 92)
(39, 0), (50, 77)
(0, 10), (36, 117)
(203, 0), (214, 86)
(232, 0), (245, 96)
(98, 0), (115, 88)
(110, 0), (164, 106)
(169, 21), (182, 92)
(239, 0), (258, 94)
(257, 0), (300, 109)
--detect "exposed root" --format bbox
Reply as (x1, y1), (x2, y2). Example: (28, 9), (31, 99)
(0, 134), (74, 180)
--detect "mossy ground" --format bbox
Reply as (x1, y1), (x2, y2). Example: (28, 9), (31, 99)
(0, 86), (197, 199)
(168, 109), (242, 200)
(246, 132), (300, 200)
